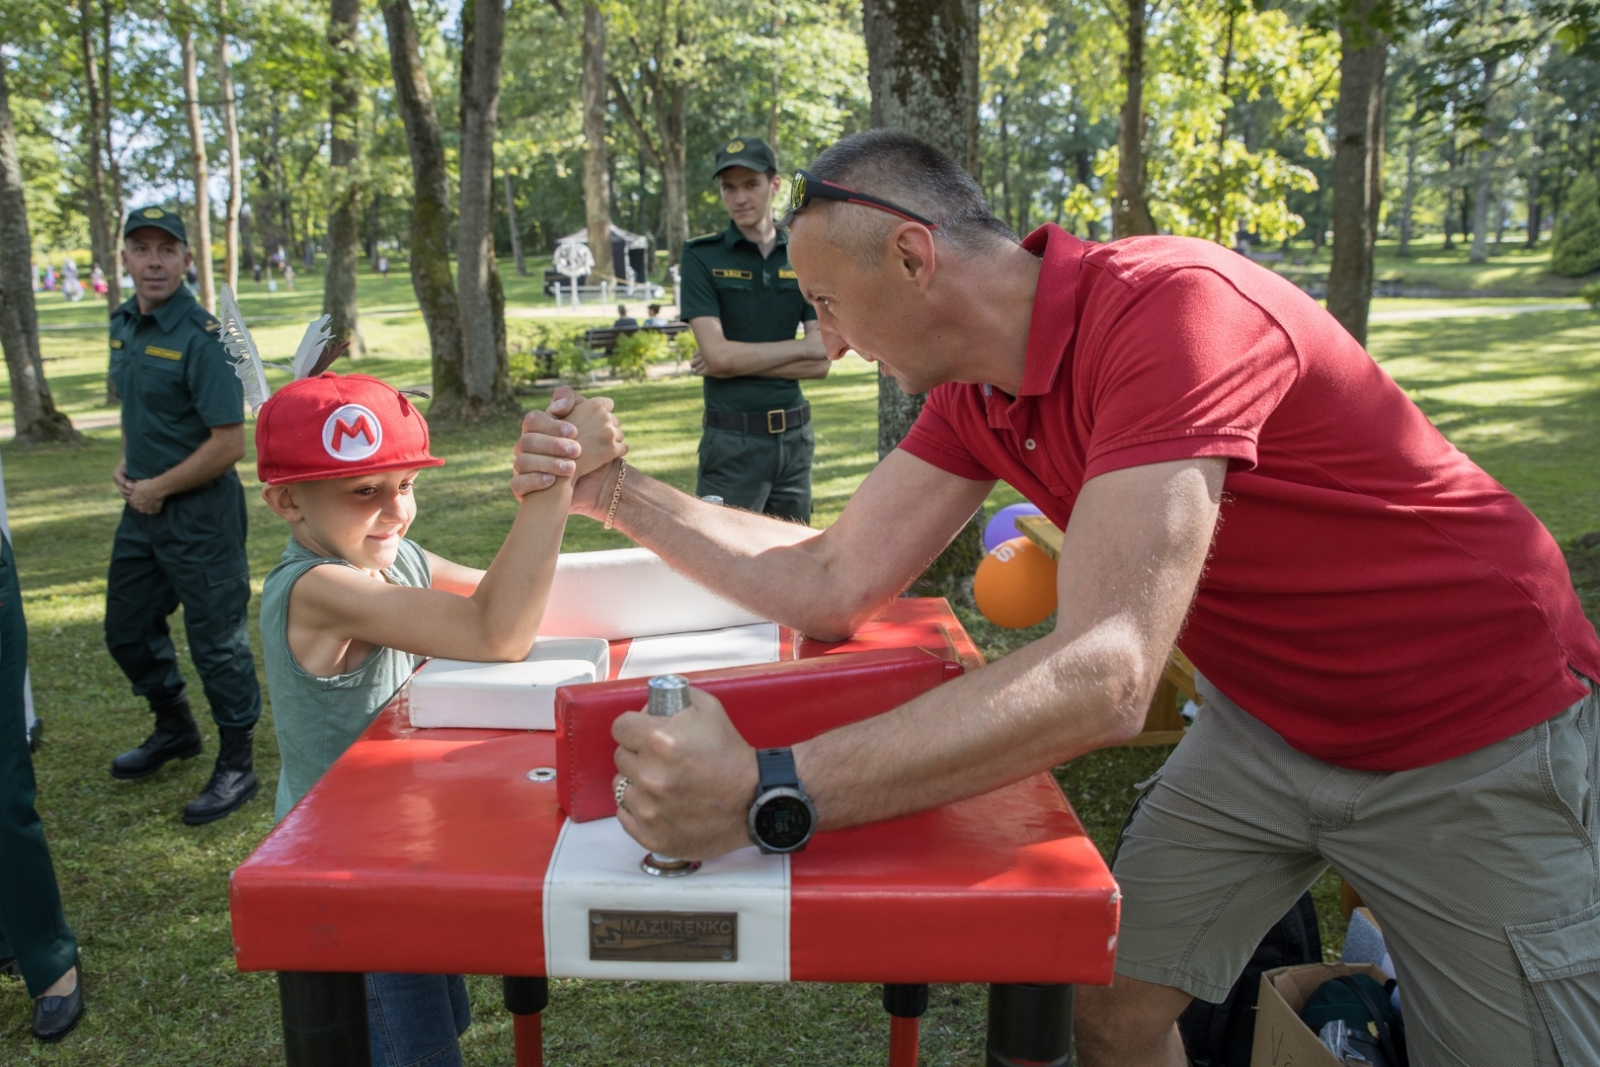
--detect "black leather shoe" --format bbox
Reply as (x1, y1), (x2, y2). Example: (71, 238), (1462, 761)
(31, 971), (83, 1043)
(182, 725), (258, 825)
(110, 698), (203, 780)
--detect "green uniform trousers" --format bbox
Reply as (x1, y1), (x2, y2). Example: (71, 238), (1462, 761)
(696, 423), (815, 524)
(0, 534), (79, 998)
(104, 472), (260, 729)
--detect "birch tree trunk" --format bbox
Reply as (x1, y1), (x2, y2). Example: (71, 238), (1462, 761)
(861, 0), (983, 594)
(217, 0), (241, 293)
(1469, 147), (1495, 263)
(381, 0), (467, 416)
(0, 61), (78, 444)
(77, 0), (117, 317)
(324, 0), (364, 354)
(582, 2), (613, 282)
(456, 0), (515, 415)
(181, 30), (215, 312)
(1114, 0), (1157, 238)
(1397, 131), (1417, 257)
(1325, 3), (1386, 346)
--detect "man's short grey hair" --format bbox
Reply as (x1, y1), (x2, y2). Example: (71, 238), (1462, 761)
(798, 129), (1017, 265)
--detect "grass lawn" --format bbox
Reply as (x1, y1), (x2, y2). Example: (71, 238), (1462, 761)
(1270, 234), (1594, 296)
(0, 290), (1597, 1063)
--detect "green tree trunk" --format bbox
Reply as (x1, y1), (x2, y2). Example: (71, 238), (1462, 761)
(380, 0), (467, 416)
(1325, 2), (1386, 346)
(1114, 0), (1157, 239)
(582, 3), (612, 283)
(324, 0), (364, 355)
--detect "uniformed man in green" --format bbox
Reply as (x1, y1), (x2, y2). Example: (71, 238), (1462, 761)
(105, 207), (261, 825)
(681, 137), (830, 522)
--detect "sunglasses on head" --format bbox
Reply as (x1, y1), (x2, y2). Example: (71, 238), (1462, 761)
(785, 169), (939, 229)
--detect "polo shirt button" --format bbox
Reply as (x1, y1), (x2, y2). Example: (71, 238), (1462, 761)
(1025, 438), (1037, 451)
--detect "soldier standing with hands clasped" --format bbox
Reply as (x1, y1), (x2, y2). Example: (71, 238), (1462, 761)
(680, 138), (830, 523)
(104, 207), (262, 826)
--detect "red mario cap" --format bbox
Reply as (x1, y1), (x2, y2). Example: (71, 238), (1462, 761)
(255, 373), (444, 485)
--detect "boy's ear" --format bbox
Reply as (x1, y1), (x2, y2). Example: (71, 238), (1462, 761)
(261, 483), (302, 521)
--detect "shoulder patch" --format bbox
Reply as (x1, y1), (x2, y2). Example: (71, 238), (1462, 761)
(191, 306), (221, 330)
(109, 339), (123, 349)
(145, 345), (184, 361)
(778, 268), (798, 279)
(686, 232), (720, 245)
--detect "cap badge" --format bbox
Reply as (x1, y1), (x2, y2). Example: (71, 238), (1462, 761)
(143, 208), (164, 219)
(322, 403), (383, 462)
(726, 139), (745, 153)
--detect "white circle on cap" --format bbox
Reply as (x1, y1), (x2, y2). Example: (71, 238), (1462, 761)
(322, 403), (383, 462)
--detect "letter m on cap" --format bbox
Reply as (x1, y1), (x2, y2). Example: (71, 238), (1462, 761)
(333, 414), (375, 451)
(322, 402), (384, 461)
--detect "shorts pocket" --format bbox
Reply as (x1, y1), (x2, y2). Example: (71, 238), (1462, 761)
(1509, 900), (1600, 1067)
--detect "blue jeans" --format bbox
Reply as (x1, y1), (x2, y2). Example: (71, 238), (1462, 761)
(365, 972), (471, 1067)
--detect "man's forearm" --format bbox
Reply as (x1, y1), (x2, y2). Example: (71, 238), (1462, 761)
(699, 337), (822, 378)
(147, 434), (243, 497)
(762, 356), (832, 380)
(794, 621), (1155, 832)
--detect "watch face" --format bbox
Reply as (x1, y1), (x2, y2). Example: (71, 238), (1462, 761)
(754, 794), (813, 851)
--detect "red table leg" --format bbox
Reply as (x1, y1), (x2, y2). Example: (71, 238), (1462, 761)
(884, 983), (929, 1067)
(503, 976), (548, 1067)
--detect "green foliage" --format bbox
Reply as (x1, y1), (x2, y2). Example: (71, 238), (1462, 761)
(1552, 172), (1600, 276)
(1582, 279), (1600, 306)
(608, 329), (669, 382)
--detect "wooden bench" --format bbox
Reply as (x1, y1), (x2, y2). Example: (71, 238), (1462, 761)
(581, 322), (691, 356)
(1015, 514), (1197, 747)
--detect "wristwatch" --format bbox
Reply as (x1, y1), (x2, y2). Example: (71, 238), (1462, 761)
(747, 747), (817, 854)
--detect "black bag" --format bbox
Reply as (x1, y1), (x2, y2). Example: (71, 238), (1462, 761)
(1178, 891), (1323, 1067)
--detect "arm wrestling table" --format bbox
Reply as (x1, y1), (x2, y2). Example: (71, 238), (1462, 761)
(229, 599), (1118, 1067)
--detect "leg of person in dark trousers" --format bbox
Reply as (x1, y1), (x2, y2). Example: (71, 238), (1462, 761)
(762, 424), (814, 525)
(0, 534), (84, 1041)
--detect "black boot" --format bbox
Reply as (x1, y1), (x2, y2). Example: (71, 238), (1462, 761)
(182, 725), (258, 825)
(110, 698), (203, 780)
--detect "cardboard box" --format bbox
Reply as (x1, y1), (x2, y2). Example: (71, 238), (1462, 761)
(1251, 962), (1389, 1067)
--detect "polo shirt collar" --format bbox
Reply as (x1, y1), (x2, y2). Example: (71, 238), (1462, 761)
(724, 220), (787, 252)
(147, 285), (196, 333)
(1013, 224), (1085, 397)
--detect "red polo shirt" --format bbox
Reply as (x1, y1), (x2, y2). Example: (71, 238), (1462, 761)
(900, 225), (1600, 771)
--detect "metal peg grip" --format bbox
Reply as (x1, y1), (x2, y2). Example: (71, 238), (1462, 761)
(647, 674), (690, 717)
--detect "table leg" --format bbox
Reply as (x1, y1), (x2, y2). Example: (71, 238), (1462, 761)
(503, 975), (549, 1067)
(277, 971), (369, 1067)
(883, 983), (928, 1067)
(986, 983), (1074, 1067)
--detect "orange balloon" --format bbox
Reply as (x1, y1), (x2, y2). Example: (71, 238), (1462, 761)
(974, 536), (1059, 629)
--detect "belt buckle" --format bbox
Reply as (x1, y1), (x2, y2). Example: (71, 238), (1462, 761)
(766, 409), (786, 434)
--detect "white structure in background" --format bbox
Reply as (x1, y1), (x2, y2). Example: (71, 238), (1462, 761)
(549, 224), (664, 305)
(552, 241), (596, 308)
(0, 451), (40, 749)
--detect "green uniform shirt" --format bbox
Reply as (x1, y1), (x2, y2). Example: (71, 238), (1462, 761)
(679, 222), (817, 413)
(108, 286), (244, 480)
(261, 535), (431, 821)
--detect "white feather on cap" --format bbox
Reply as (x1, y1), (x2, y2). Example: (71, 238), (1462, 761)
(216, 285), (270, 410)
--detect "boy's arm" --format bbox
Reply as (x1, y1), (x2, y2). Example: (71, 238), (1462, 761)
(423, 554), (485, 596)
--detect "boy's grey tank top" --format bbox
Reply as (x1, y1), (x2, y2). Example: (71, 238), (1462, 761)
(261, 535), (430, 821)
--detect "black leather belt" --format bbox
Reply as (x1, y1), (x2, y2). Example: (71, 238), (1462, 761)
(703, 403), (811, 434)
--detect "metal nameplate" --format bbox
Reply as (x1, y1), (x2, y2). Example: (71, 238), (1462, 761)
(589, 909), (737, 962)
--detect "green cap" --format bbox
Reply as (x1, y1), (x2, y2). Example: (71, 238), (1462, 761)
(713, 137), (777, 178)
(123, 206), (187, 244)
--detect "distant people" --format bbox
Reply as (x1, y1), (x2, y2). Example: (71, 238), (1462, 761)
(30, 262), (40, 293)
(60, 260), (83, 303)
(680, 136), (828, 523)
(643, 304), (668, 327)
(252, 263), (262, 285)
(282, 264), (295, 291)
(0, 465), (85, 1042)
(42, 264), (56, 292)
(90, 264), (107, 298)
(613, 304), (638, 329)
(377, 254), (389, 281)
(184, 263), (198, 292)
(105, 207), (262, 825)
(253, 374), (624, 1067)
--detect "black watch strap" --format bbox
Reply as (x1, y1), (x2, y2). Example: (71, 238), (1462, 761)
(756, 748), (800, 792)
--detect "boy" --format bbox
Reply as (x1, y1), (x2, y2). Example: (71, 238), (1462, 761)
(255, 373), (623, 1066)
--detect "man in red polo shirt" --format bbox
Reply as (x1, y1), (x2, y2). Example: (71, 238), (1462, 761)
(512, 130), (1600, 1066)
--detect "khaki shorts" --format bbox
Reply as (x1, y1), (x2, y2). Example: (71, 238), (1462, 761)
(1111, 675), (1599, 1067)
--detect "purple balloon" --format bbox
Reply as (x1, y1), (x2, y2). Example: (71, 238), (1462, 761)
(983, 502), (1044, 553)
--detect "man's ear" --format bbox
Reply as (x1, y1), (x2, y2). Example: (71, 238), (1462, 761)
(261, 483), (301, 521)
(890, 224), (937, 294)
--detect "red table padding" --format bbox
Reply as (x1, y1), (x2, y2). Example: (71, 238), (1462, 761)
(229, 600), (1118, 985)
(556, 648), (964, 822)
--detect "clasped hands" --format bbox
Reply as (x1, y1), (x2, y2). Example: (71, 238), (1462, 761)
(513, 386), (764, 861)
(112, 460), (167, 515)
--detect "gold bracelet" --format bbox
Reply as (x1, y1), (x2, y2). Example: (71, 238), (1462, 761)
(603, 460), (627, 530)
